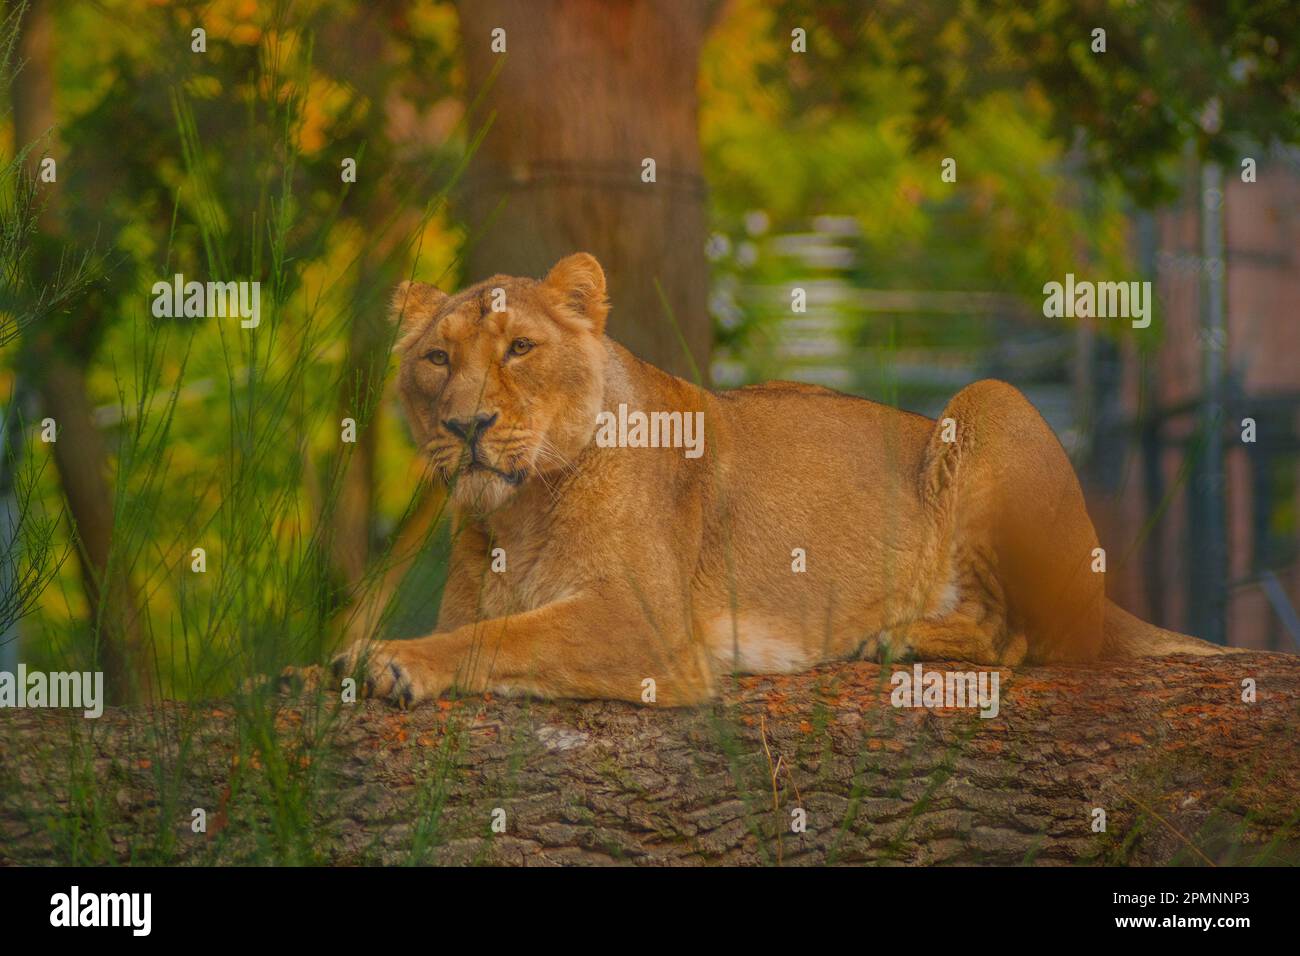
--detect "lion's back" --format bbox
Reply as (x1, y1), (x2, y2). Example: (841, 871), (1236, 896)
(707, 379), (935, 552)
(714, 380), (935, 478)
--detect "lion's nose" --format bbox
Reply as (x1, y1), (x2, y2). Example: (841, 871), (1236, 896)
(443, 412), (498, 443)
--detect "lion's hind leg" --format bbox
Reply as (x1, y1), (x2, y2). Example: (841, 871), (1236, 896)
(876, 543), (1029, 666)
(921, 379), (1105, 662)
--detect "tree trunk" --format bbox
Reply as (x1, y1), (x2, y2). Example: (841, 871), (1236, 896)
(36, 358), (151, 701)
(10, 0), (152, 703)
(319, 6), (400, 592)
(2, 654), (1295, 865)
(318, 3), (444, 596)
(455, 0), (715, 381)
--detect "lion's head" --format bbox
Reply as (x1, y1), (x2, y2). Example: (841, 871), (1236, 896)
(392, 253), (610, 512)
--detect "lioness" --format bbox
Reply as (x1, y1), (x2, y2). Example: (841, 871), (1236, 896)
(322, 252), (1224, 707)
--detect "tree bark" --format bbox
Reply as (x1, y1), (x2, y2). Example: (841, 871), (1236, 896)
(455, 0), (715, 381)
(2, 654), (1296, 865)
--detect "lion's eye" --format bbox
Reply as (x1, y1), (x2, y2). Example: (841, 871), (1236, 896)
(424, 348), (449, 366)
(508, 338), (534, 357)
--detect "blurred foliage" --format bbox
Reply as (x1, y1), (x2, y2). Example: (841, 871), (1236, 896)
(4, 0), (469, 689)
(701, 0), (1127, 384)
(700, 0), (1296, 387)
(719, 0), (1297, 203)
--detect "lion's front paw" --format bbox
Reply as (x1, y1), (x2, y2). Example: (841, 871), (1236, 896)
(329, 641), (438, 709)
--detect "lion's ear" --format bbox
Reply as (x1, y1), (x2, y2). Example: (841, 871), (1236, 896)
(543, 253), (608, 334)
(389, 280), (448, 330)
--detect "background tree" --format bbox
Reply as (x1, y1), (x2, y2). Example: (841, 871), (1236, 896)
(8, 0), (152, 702)
(455, 0), (723, 380)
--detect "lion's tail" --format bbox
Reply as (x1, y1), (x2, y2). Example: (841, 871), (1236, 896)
(1101, 599), (1243, 658)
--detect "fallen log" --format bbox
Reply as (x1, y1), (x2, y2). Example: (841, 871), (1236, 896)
(1, 654), (1297, 865)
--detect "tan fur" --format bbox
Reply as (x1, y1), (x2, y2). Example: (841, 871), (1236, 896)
(324, 253), (1228, 707)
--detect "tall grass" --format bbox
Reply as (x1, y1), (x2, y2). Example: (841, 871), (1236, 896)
(0, 3), (486, 863)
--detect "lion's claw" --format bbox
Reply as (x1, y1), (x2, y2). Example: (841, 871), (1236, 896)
(323, 641), (432, 708)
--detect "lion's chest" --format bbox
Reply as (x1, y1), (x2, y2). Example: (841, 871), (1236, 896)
(473, 537), (572, 618)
